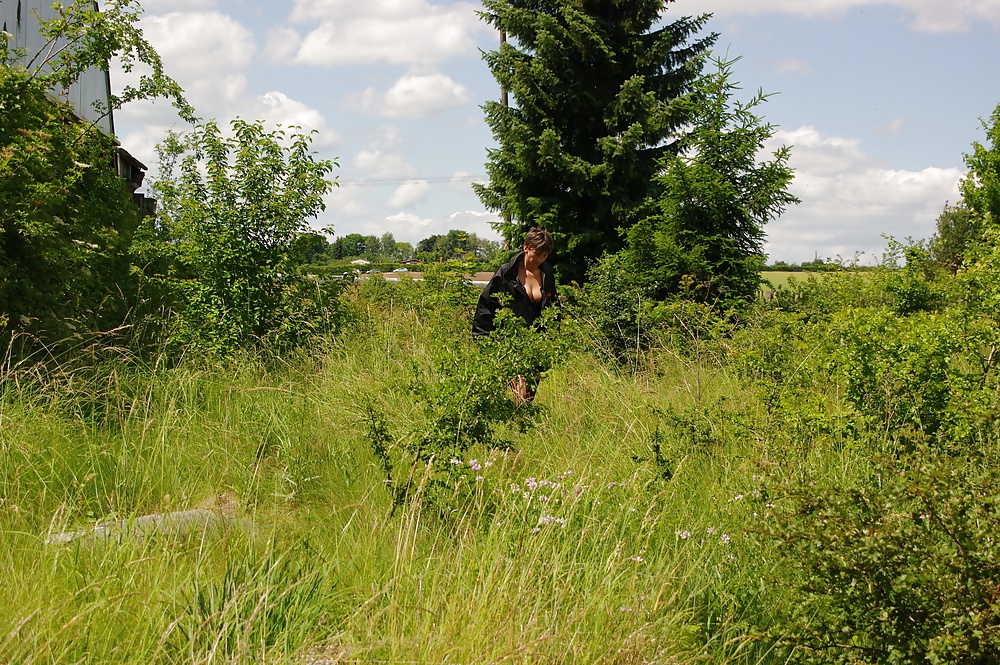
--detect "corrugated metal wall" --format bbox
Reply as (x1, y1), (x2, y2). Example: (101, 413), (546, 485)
(1, 0), (114, 135)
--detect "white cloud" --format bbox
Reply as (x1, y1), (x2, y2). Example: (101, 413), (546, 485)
(388, 180), (431, 207)
(447, 210), (503, 239)
(264, 26), (303, 63)
(876, 115), (909, 135)
(770, 58), (813, 75)
(138, 0), (217, 11)
(345, 73), (470, 118)
(671, 0), (1000, 32)
(112, 10), (256, 126)
(325, 184), (369, 218)
(764, 126), (962, 262)
(352, 126), (416, 178)
(383, 212), (436, 237)
(253, 91), (340, 146)
(140, 12), (255, 80)
(286, 0), (485, 66)
(368, 211), (501, 244)
(449, 170), (487, 194)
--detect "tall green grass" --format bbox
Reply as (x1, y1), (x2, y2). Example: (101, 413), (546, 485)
(0, 286), (865, 664)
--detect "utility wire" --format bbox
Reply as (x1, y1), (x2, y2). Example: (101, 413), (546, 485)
(339, 175), (487, 187)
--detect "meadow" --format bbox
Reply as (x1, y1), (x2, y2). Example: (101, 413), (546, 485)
(3, 264), (1000, 664)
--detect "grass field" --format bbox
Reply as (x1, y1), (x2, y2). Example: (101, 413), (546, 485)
(2, 270), (993, 663)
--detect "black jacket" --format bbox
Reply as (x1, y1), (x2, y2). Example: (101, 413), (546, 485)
(472, 252), (556, 337)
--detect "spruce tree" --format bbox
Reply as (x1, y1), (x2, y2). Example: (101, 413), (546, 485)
(475, 0), (715, 283)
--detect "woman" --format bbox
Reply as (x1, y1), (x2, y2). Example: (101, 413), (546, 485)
(472, 227), (556, 403)
(472, 227), (556, 337)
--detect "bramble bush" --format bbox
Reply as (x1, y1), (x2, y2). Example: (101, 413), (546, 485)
(365, 305), (570, 514)
(765, 446), (1000, 664)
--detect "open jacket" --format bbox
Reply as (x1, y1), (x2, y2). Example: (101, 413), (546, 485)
(472, 252), (556, 337)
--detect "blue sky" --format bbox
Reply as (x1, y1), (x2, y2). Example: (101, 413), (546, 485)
(111, 0), (1000, 263)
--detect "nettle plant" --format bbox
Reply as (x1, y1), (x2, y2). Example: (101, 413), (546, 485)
(365, 306), (568, 514)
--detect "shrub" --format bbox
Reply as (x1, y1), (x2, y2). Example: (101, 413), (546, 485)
(365, 306), (568, 514)
(766, 447), (1000, 664)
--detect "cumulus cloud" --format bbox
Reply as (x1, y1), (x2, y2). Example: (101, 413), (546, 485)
(285, 0), (485, 66)
(388, 180), (432, 208)
(382, 212), (437, 238)
(365, 211), (501, 244)
(447, 210), (504, 239)
(764, 126), (962, 262)
(264, 26), (303, 63)
(112, 10), (256, 126)
(352, 126), (416, 179)
(325, 183), (370, 218)
(670, 0), (1000, 32)
(140, 12), (255, 81)
(345, 73), (470, 118)
(449, 170), (487, 194)
(139, 0), (217, 11)
(112, 9), (337, 179)
(253, 91), (340, 146)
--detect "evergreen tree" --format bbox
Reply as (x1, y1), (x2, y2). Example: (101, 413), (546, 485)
(475, 0), (715, 283)
(636, 55), (799, 304)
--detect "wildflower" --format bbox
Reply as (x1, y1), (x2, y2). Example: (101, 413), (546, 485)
(538, 494), (550, 503)
(720, 534), (731, 544)
(537, 515), (566, 526)
(676, 530), (691, 540)
(484, 461), (494, 468)
(510, 483), (520, 493)
(469, 459), (482, 472)
(450, 459), (463, 465)
(630, 556), (644, 563)
(476, 475), (484, 481)
(707, 527), (717, 535)
(526, 477), (538, 491)
(730, 494), (745, 502)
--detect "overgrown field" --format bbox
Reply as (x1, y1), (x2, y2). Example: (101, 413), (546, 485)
(4, 261), (1000, 664)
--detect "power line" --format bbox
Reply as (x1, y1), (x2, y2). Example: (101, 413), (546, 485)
(338, 175), (488, 187)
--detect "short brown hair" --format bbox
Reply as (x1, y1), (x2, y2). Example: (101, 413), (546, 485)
(523, 227), (553, 254)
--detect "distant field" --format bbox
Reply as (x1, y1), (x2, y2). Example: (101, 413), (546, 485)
(760, 270), (825, 291)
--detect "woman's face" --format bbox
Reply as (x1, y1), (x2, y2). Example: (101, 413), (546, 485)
(523, 245), (549, 268)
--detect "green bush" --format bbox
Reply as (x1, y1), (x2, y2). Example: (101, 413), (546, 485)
(137, 120), (342, 355)
(365, 305), (568, 514)
(766, 447), (1000, 664)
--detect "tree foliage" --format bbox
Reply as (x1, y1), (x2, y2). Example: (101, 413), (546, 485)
(137, 119), (339, 354)
(0, 0), (191, 354)
(961, 103), (1000, 232)
(416, 230), (500, 262)
(632, 55), (799, 304)
(585, 56), (797, 356)
(0, 65), (139, 350)
(475, 0), (715, 283)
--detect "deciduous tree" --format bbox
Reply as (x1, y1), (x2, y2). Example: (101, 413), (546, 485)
(138, 119), (338, 353)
